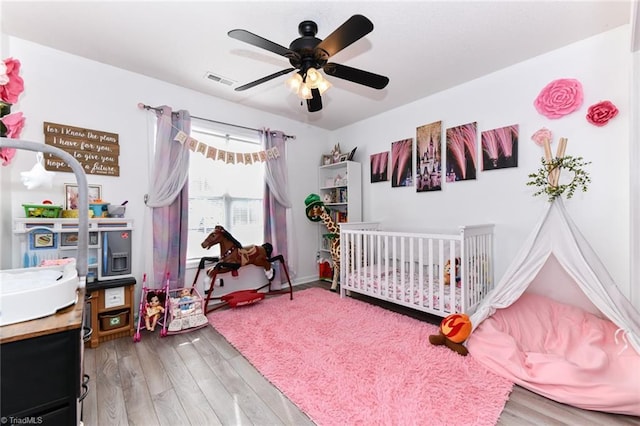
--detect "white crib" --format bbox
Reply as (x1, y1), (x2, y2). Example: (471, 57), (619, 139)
(340, 222), (494, 317)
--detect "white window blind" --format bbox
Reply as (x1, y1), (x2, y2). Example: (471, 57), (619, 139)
(186, 124), (264, 261)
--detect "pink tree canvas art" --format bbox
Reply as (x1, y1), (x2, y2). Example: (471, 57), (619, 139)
(481, 124), (519, 170)
(446, 122), (477, 182)
(370, 151), (389, 183)
(391, 138), (413, 187)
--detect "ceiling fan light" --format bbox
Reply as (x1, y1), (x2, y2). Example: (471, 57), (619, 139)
(285, 73), (303, 93)
(299, 84), (313, 100)
(317, 78), (332, 95)
(305, 68), (323, 89)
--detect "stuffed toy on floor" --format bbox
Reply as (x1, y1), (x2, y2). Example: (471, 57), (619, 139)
(429, 313), (472, 356)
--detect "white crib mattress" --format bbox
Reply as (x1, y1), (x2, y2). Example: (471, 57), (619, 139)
(345, 265), (462, 313)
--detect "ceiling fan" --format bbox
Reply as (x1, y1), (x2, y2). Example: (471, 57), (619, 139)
(228, 14), (389, 113)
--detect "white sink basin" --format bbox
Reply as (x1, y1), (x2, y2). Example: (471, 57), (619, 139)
(0, 262), (79, 326)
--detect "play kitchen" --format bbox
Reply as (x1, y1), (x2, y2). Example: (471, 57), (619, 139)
(13, 211), (133, 282)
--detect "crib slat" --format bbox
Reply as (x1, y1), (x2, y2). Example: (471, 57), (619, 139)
(467, 233), (478, 309)
(427, 238), (440, 309)
(362, 233), (367, 293)
(392, 236), (398, 302)
(464, 234), (472, 310)
(449, 239), (456, 314)
(438, 239), (444, 312)
(375, 234), (381, 296)
(408, 237), (414, 306)
(418, 239), (424, 309)
(371, 234), (375, 282)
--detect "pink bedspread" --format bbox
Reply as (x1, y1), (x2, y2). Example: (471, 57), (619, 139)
(467, 292), (640, 416)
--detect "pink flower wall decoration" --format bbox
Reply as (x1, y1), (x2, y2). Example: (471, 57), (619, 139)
(1, 111), (25, 138)
(0, 58), (25, 104)
(531, 128), (553, 147)
(533, 78), (583, 119)
(0, 147), (16, 166)
(586, 100), (618, 127)
(1, 56), (26, 166)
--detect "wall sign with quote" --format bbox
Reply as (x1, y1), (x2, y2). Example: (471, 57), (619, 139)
(43, 122), (120, 176)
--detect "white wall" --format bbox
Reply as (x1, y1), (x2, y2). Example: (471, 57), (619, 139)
(0, 36), (330, 288)
(332, 26), (633, 299)
(2, 26), (635, 306)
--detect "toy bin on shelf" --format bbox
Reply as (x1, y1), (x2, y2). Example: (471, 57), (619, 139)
(61, 209), (94, 218)
(107, 205), (125, 218)
(22, 204), (62, 218)
(89, 203), (110, 218)
(99, 309), (129, 331)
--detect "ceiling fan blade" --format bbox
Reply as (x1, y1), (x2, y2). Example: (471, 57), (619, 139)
(306, 88), (322, 112)
(315, 15), (374, 58)
(235, 68), (295, 91)
(228, 29), (299, 60)
(324, 63), (389, 89)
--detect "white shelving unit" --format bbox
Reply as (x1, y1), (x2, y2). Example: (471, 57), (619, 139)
(317, 160), (361, 281)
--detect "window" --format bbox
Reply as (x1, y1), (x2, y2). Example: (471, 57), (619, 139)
(187, 123), (264, 261)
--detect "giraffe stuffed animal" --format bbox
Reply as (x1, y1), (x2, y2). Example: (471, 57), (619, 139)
(305, 193), (341, 291)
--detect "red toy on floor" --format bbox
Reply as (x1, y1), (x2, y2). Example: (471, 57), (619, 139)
(221, 290), (265, 308)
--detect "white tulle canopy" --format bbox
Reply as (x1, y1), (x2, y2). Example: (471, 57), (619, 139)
(470, 198), (640, 354)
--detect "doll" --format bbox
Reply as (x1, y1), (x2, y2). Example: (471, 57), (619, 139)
(178, 288), (194, 312)
(145, 291), (165, 331)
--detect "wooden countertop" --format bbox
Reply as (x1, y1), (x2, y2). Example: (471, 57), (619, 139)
(0, 288), (85, 344)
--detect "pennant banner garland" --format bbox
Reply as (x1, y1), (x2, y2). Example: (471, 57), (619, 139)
(174, 130), (279, 165)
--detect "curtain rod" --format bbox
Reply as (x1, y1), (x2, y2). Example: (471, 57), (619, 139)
(138, 103), (296, 140)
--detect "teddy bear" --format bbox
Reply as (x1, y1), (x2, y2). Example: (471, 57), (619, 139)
(443, 257), (461, 286)
(428, 313), (472, 356)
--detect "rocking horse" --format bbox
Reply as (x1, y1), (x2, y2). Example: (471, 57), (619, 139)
(198, 225), (292, 313)
(201, 225), (275, 280)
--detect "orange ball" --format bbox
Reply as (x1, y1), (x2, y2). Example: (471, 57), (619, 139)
(440, 313), (472, 343)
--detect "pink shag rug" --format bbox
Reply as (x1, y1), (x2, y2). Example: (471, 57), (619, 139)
(208, 288), (513, 426)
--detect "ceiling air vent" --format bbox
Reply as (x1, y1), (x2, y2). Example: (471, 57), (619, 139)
(204, 72), (235, 86)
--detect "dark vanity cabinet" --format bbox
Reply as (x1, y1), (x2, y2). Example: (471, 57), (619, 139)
(1, 290), (87, 425)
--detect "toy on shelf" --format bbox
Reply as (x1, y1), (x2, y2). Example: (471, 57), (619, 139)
(331, 144), (341, 163)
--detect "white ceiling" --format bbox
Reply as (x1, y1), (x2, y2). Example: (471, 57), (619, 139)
(0, 1), (632, 131)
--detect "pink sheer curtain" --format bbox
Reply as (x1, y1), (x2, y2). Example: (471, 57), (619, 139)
(146, 107), (191, 288)
(262, 129), (294, 280)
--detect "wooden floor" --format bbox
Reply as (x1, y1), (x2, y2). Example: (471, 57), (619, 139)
(83, 282), (640, 426)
